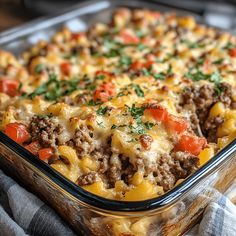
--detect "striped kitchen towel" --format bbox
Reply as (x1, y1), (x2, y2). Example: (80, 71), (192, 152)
(0, 170), (76, 236)
(0, 168), (236, 236)
(186, 194), (236, 236)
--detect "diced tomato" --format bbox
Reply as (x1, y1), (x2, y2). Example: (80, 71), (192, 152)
(60, 62), (72, 76)
(229, 48), (236, 57)
(144, 60), (154, 69)
(71, 32), (85, 40)
(93, 82), (116, 102)
(25, 141), (41, 155)
(165, 114), (189, 134)
(130, 61), (143, 71)
(130, 60), (154, 71)
(203, 59), (211, 71)
(0, 79), (20, 97)
(5, 123), (30, 144)
(95, 70), (113, 77)
(175, 134), (207, 156)
(120, 30), (139, 44)
(150, 11), (161, 19)
(144, 106), (168, 122)
(38, 148), (53, 161)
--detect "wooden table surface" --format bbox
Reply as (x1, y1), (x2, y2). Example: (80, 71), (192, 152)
(0, 1), (36, 32)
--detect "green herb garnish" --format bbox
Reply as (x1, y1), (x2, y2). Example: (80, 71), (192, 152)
(35, 64), (45, 74)
(153, 72), (165, 80)
(28, 74), (80, 101)
(95, 75), (105, 80)
(213, 58), (224, 65)
(119, 56), (132, 67)
(17, 82), (23, 93)
(167, 64), (173, 75)
(144, 122), (154, 130)
(137, 44), (147, 51)
(209, 71), (221, 84)
(181, 39), (205, 49)
(197, 58), (205, 66)
(96, 121), (105, 128)
(224, 42), (234, 50)
(129, 124), (145, 134)
(111, 124), (117, 129)
(132, 84), (144, 97)
(96, 106), (107, 115)
(186, 70), (222, 86)
(87, 99), (103, 106)
(128, 104), (145, 122)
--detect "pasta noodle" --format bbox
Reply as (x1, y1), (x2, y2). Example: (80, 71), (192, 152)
(0, 8), (235, 202)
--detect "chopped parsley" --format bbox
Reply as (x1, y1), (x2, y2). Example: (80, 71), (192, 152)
(135, 30), (145, 38)
(35, 64), (45, 74)
(127, 104), (147, 134)
(110, 124), (127, 130)
(132, 84), (144, 97)
(167, 64), (173, 75)
(87, 99), (103, 106)
(119, 56), (132, 67)
(104, 49), (120, 58)
(209, 71), (221, 84)
(28, 74), (81, 101)
(181, 39), (205, 49)
(127, 138), (138, 143)
(129, 124), (145, 134)
(197, 58), (205, 66)
(128, 104), (145, 122)
(95, 74), (105, 80)
(214, 83), (226, 95)
(116, 91), (126, 97)
(144, 122), (154, 130)
(87, 84), (96, 91)
(213, 58), (224, 65)
(111, 124), (117, 129)
(96, 106), (107, 115)
(224, 42), (234, 50)
(17, 82), (23, 93)
(137, 43), (148, 51)
(186, 70), (222, 84)
(96, 121), (105, 128)
(153, 72), (165, 80)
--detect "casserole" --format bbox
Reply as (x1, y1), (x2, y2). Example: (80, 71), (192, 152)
(0, 0), (236, 235)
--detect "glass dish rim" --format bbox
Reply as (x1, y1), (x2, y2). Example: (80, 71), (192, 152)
(1, 131), (236, 213)
(0, 0), (235, 213)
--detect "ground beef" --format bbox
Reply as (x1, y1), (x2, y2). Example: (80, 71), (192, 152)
(136, 151), (199, 192)
(120, 157), (136, 185)
(218, 82), (234, 107)
(204, 116), (224, 142)
(68, 124), (95, 157)
(180, 82), (235, 138)
(106, 154), (122, 186)
(181, 84), (216, 126)
(171, 151), (199, 178)
(153, 154), (177, 191)
(29, 115), (64, 149)
(77, 171), (99, 186)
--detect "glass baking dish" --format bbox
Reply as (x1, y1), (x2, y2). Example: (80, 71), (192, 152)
(0, 0), (236, 235)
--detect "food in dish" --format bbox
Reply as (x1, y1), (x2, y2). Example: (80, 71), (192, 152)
(0, 8), (235, 201)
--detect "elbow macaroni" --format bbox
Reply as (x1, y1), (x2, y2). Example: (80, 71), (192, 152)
(0, 8), (235, 205)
